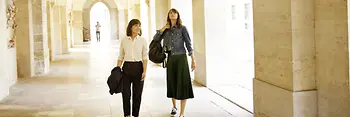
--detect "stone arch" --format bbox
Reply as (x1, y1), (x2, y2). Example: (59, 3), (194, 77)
(83, 0), (118, 10)
(82, 0), (119, 41)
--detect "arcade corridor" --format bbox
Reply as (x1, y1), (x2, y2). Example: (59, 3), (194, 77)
(1, 0), (350, 117)
(0, 41), (252, 117)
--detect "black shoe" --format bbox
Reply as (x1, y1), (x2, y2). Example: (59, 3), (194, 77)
(170, 107), (177, 116)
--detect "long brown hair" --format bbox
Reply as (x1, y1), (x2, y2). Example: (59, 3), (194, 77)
(126, 19), (142, 36)
(167, 8), (183, 28)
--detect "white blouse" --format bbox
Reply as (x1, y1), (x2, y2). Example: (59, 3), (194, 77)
(118, 36), (148, 62)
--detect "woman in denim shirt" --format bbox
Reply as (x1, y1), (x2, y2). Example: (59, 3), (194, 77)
(153, 8), (196, 117)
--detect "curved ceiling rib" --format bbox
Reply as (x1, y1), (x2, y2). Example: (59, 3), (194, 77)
(66, 0), (129, 11)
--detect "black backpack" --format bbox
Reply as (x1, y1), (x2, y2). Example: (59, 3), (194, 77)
(149, 29), (168, 65)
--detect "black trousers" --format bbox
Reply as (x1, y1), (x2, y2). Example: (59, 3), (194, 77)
(122, 61), (144, 117)
(96, 31), (100, 42)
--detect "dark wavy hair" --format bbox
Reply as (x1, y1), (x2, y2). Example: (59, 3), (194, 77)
(167, 8), (183, 28)
(126, 19), (142, 36)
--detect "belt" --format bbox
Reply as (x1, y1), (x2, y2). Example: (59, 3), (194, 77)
(124, 61), (142, 63)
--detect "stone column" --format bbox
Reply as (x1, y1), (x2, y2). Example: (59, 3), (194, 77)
(16, 0), (34, 77)
(192, 0), (211, 86)
(52, 5), (62, 55)
(315, 0), (350, 117)
(127, 1), (132, 21)
(135, 5), (140, 19)
(60, 6), (69, 54)
(192, 0), (207, 86)
(67, 10), (72, 48)
(128, 10), (132, 22)
(72, 10), (83, 45)
(140, 1), (149, 41)
(253, 0), (317, 117)
(192, 0), (233, 86)
(118, 9), (128, 39)
(110, 8), (119, 40)
(154, 0), (169, 29)
(128, 0), (140, 20)
(46, 1), (55, 61)
(148, 0), (156, 42)
(70, 17), (74, 48)
(82, 8), (90, 42)
(32, 0), (50, 75)
(16, 0), (50, 77)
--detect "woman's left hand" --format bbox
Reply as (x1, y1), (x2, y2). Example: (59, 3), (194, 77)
(191, 61), (196, 72)
(141, 72), (146, 81)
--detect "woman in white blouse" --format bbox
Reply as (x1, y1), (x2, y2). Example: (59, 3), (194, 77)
(116, 19), (148, 117)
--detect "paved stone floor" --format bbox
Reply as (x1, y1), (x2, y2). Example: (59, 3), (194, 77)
(0, 41), (253, 117)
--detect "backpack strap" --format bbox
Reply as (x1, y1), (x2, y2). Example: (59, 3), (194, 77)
(162, 53), (167, 68)
(162, 61), (166, 68)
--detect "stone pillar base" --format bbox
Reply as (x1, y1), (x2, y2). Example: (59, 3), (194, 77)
(253, 79), (317, 117)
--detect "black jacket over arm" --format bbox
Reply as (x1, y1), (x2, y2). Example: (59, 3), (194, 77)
(107, 67), (123, 95)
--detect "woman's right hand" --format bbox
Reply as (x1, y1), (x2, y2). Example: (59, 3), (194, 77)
(160, 24), (170, 32)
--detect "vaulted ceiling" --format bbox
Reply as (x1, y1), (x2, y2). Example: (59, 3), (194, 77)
(49, 0), (142, 10)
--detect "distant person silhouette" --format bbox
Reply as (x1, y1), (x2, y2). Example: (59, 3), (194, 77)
(95, 22), (101, 42)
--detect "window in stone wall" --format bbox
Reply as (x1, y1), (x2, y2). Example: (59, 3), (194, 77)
(245, 23), (249, 30)
(244, 3), (252, 30)
(231, 5), (236, 20)
(244, 3), (251, 20)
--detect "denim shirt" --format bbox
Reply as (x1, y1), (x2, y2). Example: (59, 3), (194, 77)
(153, 25), (193, 56)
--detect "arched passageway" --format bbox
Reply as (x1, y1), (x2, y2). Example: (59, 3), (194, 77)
(90, 2), (111, 43)
(82, 0), (119, 43)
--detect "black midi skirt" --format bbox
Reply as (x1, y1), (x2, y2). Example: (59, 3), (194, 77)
(166, 54), (194, 100)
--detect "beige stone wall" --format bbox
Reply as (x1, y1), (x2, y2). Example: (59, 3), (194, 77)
(253, 0), (350, 117)
(0, 0), (17, 100)
(315, 0), (350, 116)
(253, 0), (317, 117)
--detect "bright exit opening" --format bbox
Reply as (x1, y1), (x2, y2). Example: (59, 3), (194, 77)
(90, 2), (111, 43)
(207, 0), (254, 113)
